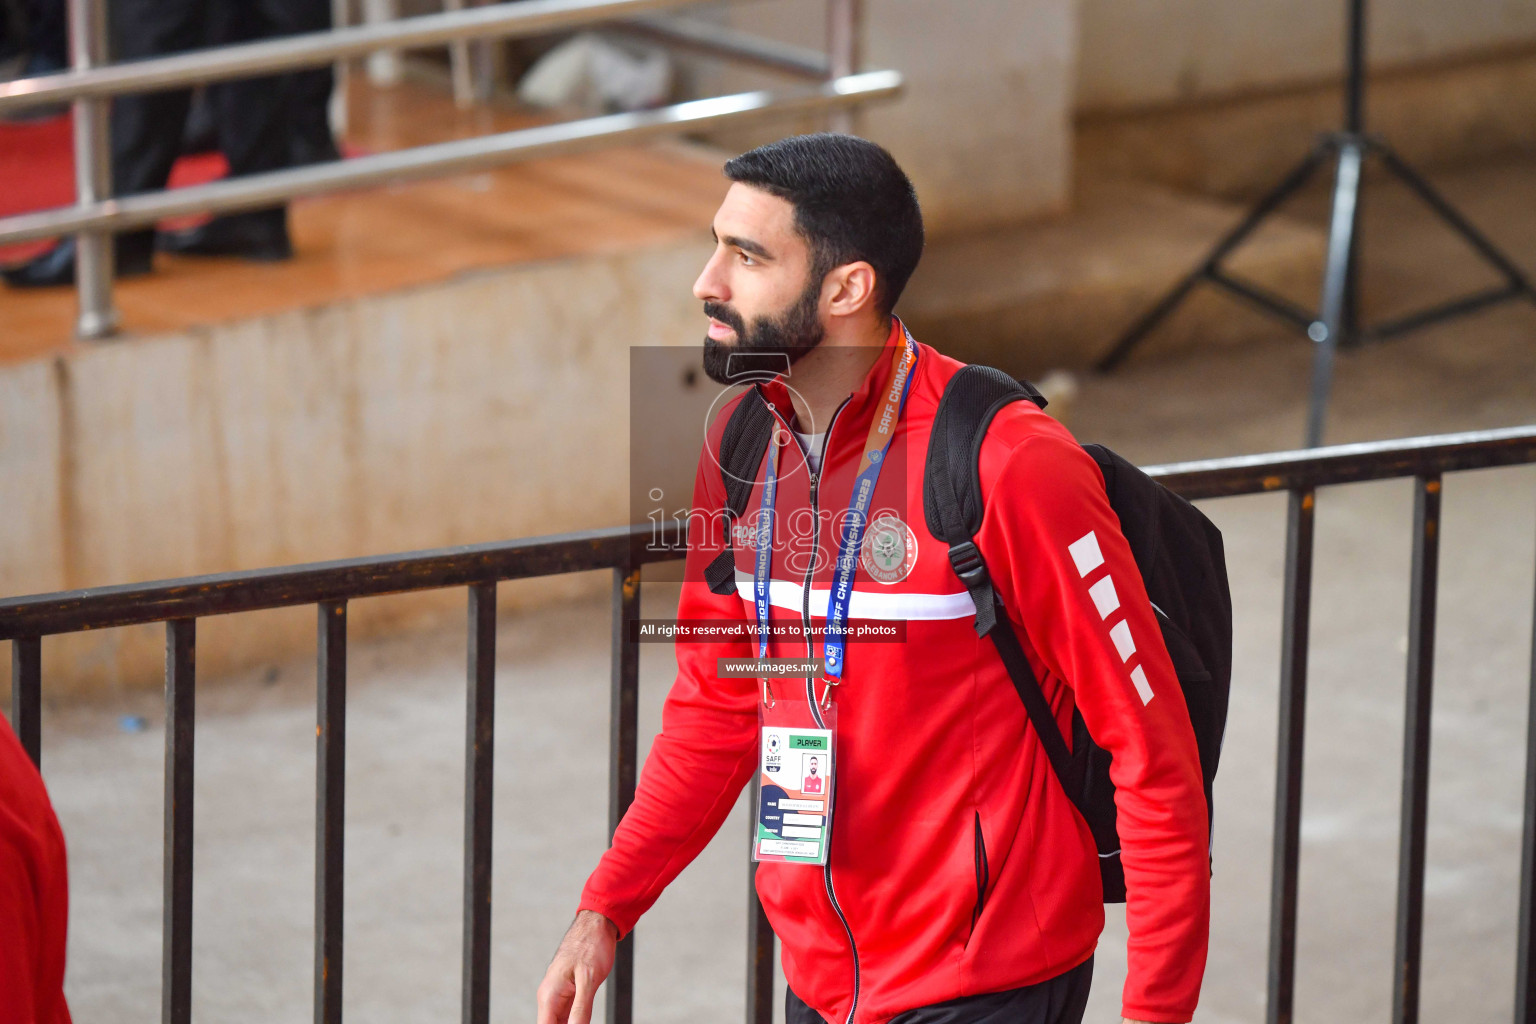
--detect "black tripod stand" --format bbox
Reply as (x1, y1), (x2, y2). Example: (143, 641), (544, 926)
(1096, 0), (1536, 447)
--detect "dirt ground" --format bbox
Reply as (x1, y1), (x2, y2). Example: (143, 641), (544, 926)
(22, 152), (1536, 1022)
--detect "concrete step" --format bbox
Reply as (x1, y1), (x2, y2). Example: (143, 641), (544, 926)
(898, 177), (1327, 375)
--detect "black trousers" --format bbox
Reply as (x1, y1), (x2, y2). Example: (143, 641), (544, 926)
(787, 957), (1093, 1024)
(24, 0), (66, 67)
(108, 0), (330, 246)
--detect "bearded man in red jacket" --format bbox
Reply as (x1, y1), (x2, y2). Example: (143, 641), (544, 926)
(536, 133), (1209, 1024)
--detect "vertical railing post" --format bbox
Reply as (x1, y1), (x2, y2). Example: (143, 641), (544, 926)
(746, 827), (775, 1024)
(606, 558), (641, 1024)
(462, 583), (497, 1024)
(1517, 511), (1536, 1024)
(316, 601), (348, 1024)
(10, 638), (42, 768)
(1267, 488), (1316, 1024)
(826, 0), (862, 134)
(67, 0), (118, 339)
(443, 0), (475, 107)
(163, 619), (196, 1024)
(1393, 475), (1441, 1024)
(329, 0), (350, 137)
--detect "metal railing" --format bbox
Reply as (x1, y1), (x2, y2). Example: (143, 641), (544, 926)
(3, 424), (1535, 1024)
(0, 0), (898, 340)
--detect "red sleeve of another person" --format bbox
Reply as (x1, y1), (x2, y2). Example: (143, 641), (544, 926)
(0, 717), (72, 1024)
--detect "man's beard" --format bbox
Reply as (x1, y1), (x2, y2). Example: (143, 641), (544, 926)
(701, 277), (825, 386)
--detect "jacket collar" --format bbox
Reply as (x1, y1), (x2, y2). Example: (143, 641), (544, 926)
(755, 316), (908, 433)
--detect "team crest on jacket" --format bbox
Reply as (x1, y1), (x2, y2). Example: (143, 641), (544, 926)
(860, 513), (917, 584)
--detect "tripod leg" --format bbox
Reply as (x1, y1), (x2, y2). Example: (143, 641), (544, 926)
(1096, 144), (1333, 372)
(1341, 194), (1363, 348)
(1307, 141), (1365, 448)
(1375, 145), (1536, 297)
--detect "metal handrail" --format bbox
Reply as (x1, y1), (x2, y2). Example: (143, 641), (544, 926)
(1, 0), (882, 340)
(1143, 423), (1536, 499)
(0, 524), (675, 640)
(0, 0), (726, 113)
(613, 14), (830, 79)
(0, 72), (901, 242)
(5, 425), (1531, 636)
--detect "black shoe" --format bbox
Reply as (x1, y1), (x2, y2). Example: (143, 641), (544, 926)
(157, 212), (293, 262)
(2, 235), (154, 288)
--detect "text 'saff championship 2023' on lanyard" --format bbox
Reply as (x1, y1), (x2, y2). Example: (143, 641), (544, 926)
(753, 330), (918, 866)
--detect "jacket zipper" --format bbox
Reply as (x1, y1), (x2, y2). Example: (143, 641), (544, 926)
(797, 396), (861, 1024)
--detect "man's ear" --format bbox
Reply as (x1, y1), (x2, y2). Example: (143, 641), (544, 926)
(823, 261), (879, 318)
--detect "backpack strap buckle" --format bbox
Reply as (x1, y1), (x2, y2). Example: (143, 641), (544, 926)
(947, 540), (998, 637)
(947, 540), (988, 585)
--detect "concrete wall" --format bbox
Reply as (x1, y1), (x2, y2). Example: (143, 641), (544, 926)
(1078, 0), (1536, 110)
(1, 238), (714, 695)
(691, 0), (1078, 230)
(1077, 47), (1536, 198)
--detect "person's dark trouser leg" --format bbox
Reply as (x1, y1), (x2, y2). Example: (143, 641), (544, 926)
(274, 0), (339, 166)
(197, 0), (333, 241)
(3, 0), (199, 283)
(1046, 956), (1094, 1024)
(786, 985), (831, 1024)
(109, 0), (203, 261)
(208, 0), (287, 237)
(285, 64), (338, 165)
(26, 0), (67, 67)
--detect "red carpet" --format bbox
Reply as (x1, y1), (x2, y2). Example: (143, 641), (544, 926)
(0, 113), (358, 263)
(0, 113), (230, 262)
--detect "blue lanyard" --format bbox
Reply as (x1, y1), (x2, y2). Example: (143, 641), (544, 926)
(752, 332), (919, 696)
(753, 439), (780, 664)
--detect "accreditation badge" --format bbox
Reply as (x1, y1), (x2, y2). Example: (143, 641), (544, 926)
(753, 698), (836, 866)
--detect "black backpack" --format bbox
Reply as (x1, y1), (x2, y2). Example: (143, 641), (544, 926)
(923, 364), (1232, 902)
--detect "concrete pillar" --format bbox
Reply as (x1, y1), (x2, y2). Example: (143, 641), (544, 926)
(707, 0), (1080, 233)
(857, 0), (1079, 231)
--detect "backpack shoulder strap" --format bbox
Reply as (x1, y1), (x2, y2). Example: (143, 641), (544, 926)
(921, 366), (1077, 785)
(921, 365), (1046, 636)
(704, 387), (776, 596)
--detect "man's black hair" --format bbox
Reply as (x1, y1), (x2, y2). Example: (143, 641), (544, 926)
(723, 133), (924, 318)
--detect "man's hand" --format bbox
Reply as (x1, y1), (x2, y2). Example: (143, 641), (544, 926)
(536, 910), (619, 1024)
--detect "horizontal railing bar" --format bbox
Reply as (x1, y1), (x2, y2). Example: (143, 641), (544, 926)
(1144, 424), (1536, 500)
(0, 0), (707, 113)
(1, 425), (1532, 639)
(0, 72), (902, 244)
(612, 15), (830, 79)
(0, 525), (681, 640)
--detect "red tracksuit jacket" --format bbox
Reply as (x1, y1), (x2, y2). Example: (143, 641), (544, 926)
(581, 320), (1209, 1023)
(0, 717), (72, 1024)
